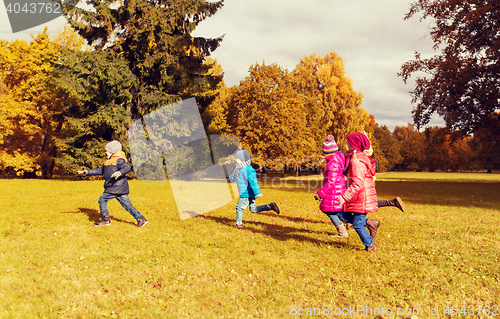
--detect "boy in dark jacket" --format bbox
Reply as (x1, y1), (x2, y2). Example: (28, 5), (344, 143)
(78, 141), (148, 227)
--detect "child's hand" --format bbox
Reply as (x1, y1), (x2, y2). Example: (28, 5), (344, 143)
(111, 171), (122, 179)
(77, 170), (87, 175)
(337, 196), (345, 206)
(314, 193), (322, 201)
(256, 193), (264, 198)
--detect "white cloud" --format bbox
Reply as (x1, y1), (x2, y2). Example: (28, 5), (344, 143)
(193, 0), (442, 130)
(0, 0), (444, 130)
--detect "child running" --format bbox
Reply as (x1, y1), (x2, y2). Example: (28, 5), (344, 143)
(314, 135), (348, 237)
(78, 141), (148, 227)
(338, 133), (380, 252)
(343, 136), (406, 232)
(227, 149), (280, 228)
(364, 143), (406, 212)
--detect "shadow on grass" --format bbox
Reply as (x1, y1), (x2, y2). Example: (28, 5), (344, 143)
(200, 214), (349, 249)
(62, 207), (136, 226)
(252, 211), (328, 225)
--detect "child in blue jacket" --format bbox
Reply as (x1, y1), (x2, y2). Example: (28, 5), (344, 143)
(227, 149), (280, 228)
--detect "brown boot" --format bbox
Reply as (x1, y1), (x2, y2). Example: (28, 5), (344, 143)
(366, 242), (378, 252)
(393, 197), (406, 212)
(366, 218), (381, 239)
(345, 223), (353, 230)
(330, 224), (348, 238)
(269, 202), (280, 215)
(94, 217), (111, 226)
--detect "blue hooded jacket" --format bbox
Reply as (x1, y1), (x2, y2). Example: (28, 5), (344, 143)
(228, 149), (261, 198)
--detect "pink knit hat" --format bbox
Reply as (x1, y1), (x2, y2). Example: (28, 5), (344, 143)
(346, 132), (370, 152)
(322, 134), (339, 155)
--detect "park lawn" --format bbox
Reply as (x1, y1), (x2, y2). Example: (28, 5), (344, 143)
(0, 172), (499, 318)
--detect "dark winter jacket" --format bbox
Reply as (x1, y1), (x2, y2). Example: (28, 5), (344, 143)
(87, 151), (131, 195)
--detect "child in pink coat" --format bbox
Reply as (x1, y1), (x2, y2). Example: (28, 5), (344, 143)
(338, 132), (380, 252)
(314, 135), (348, 237)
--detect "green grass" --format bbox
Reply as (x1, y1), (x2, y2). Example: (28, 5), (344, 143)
(1, 172), (499, 318)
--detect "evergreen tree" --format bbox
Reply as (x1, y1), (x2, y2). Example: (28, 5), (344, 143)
(54, 49), (138, 173)
(64, 0), (224, 119)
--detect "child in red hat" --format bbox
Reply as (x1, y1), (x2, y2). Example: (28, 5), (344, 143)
(338, 133), (379, 252)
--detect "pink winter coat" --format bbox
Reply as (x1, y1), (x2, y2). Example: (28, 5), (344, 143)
(341, 151), (378, 214)
(317, 152), (346, 212)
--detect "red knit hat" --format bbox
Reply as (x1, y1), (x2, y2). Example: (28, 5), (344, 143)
(346, 132), (370, 152)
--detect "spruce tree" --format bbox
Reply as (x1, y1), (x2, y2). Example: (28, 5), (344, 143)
(58, 0), (224, 174)
(64, 0), (224, 118)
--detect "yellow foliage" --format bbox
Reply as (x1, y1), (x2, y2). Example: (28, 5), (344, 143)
(291, 52), (368, 150)
(0, 28), (65, 176)
(224, 62), (316, 162)
(52, 25), (89, 51)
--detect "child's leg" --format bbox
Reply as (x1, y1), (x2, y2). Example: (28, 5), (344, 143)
(235, 197), (250, 225)
(324, 212), (342, 227)
(98, 193), (117, 218)
(325, 211), (348, 238)
(338, 210), (350, 224)
(378, 197), (405, 212)
(351, 213), (374, 248)
(248, 198), (270, 214)
(115, 194), (143, 219)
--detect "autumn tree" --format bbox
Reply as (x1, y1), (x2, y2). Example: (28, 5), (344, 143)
(0, 79), (40, 174)
(374, 125), (402, 172)
(469, 112), (500, 172)
(199, 57), (229, 134)
(450, 136), (474, 171)
(291, 52), (369, 150)
(423, 126), (455, 171)
(225, 62), (315, 170)
(393, 124), (426, 171)
(399, 0), (500, 135)
(0, 29), (68, 178)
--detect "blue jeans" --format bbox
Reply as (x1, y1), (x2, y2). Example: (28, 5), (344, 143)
(323, 212), (342, 227)
(98, 193), (143, 219)
(235, 197), (271, 224)
(338, 210), (373, 247)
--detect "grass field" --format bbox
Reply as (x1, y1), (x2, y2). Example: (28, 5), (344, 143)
(1, 172), (499, 318)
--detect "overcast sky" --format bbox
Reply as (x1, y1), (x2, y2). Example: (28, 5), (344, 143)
(0, 0), (445, 131)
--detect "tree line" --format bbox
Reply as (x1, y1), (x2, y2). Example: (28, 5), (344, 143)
(1, 0), (499, 178)
(374, 122), (500, 173)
